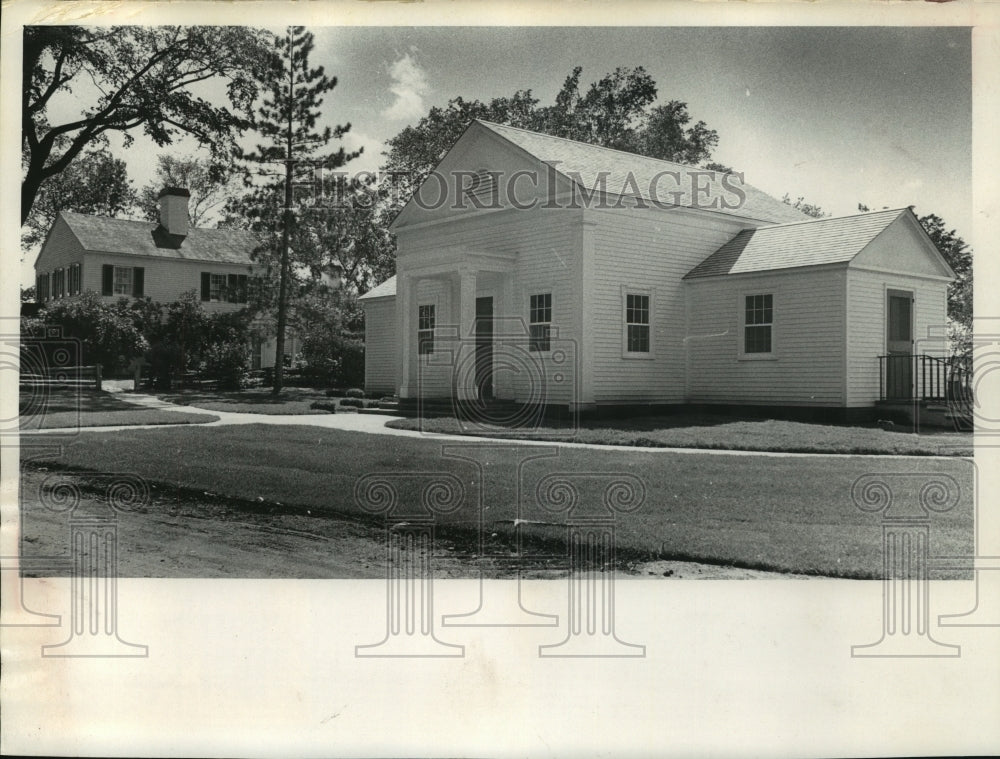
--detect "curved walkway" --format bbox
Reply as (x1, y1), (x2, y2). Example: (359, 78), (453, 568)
(21, 389), (970, 460)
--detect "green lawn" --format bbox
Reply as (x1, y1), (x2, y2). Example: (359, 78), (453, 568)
(24, 424), (975, 578)
(156, 386), (334, 415)
(19, 388), (218, 430)
(388, 413), (972, 456)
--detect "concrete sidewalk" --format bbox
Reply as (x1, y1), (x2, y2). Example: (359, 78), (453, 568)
(22, 388), (967, 460)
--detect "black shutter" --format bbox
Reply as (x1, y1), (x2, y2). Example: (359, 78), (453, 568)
(102, 265), (114, 296)
(201, 272), (211, 301)
(227, 273), (238, 303)
(237, 275), (248, 304)
(133, 267), (144, 297)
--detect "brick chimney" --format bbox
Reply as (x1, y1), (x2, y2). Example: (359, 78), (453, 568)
(157, 187), (191, 238)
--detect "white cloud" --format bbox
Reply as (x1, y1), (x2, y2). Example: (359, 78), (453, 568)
(382, 52), (430, 122)
(341, 130), (386, 175)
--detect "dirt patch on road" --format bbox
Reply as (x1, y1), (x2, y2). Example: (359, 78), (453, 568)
(18, 468), (820, 580)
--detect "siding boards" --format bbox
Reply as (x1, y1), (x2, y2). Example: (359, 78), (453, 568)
(80, 253), (254, 313)
(588, 208), (751, 403)
(362, 299), (399, 395)
(34, 217), (86, 301)
(685, 268), (847, 406)
(845, 268), (949, 406)
(398, 206), (580, 404)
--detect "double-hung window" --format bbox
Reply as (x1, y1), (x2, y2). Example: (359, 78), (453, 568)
(68, 263), (81, 295)
(102, 265), (143, 297)
(743, 294), (773, 355)
(623, 291), (651, 355)
(418, 304), (435, 355)
(209, 274), (227, 302)
(114, 266), (133, 295)
(529, 293), (552, 352)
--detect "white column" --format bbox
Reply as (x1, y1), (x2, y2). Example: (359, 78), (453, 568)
(496, 273), (517, 400)
(455, 267), (477, 402)
(398, 273), (414, 399)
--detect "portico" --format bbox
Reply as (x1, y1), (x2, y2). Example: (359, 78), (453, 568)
(396, 249), (518, 402)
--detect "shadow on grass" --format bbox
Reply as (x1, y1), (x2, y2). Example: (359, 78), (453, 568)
(388, 411), (973, 456)
(20, 388), (141, 415)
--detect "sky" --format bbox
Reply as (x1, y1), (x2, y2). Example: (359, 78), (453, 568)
(25, 25), (972, 285)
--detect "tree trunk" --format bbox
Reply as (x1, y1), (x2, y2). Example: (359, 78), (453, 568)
(272, 160), (292, 396)
(272, 40), (295, 397)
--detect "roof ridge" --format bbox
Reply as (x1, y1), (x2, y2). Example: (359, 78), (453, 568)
(474, 119), (721, 175)
(60, 209), (253, 236)
(753, 206), (908, 231)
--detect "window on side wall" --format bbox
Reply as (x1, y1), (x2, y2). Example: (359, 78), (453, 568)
(209, 273), (227, 302)
(418, 304), (435, 355)
(68, 263), (81, 295)
(114, 266), (133, 295)
(623, 290), (652, 356)
(529, 293), (552, 352)
(742, 293), (773, 356)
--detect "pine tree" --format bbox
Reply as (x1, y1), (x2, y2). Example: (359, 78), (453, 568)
(241, 27), (359, 394)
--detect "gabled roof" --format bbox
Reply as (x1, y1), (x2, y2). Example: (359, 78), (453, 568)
(475, 121), (811, 224)
(359, 275), (396, 300)
(683, 207), (928, 279)
(58, 211), (259, 265)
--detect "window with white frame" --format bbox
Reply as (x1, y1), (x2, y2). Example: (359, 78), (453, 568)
(624, 292), (651, 354)
(114, 266), (133, 295)
(529, 293), (552, 352)
(209, 273), (227, 302)
(68, 263), (81, 295)
(743, 294), (773, 354)
(418, 304), (435, 355)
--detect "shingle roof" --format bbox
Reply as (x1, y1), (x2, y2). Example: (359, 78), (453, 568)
(359, 275), (396, 300)
(476, 121), (811, 224)
(683, 208), (908, 279)
(60, 211), (259, 265)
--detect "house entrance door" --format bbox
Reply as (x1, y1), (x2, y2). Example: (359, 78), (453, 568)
(886, 290), (914, 400)
(475, 296), (494, 401)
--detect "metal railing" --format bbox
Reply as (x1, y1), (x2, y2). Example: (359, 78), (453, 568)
(878, 353), (971, 403)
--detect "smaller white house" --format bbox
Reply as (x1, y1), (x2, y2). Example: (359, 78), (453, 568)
(34, 188), (299, 369)
(360, 120), (957, 418)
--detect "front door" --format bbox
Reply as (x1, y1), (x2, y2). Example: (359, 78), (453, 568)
(886, 290), (914, 400)
(475, 296), (494, 401)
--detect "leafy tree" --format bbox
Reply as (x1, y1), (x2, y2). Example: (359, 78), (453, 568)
(781, 193), (827, 219)
(703, 162), (736, 175)
(22, 25), (271, 224)
(639, 102), (719, 166)
(138, 155), (235, 227)
(917, 212), (972, 331)
(309, 177), (396, 294)
(21, 286), (36, 303)
(295, 286), (365, 387)
(21, 143), (137, 248)
(382, 66), (721, 203)
(30, 292), (148, 373)
(237, 26), (359, 394)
